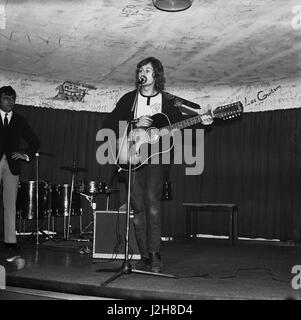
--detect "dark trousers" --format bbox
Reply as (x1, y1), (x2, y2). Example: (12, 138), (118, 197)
(126, 164), (164, 258)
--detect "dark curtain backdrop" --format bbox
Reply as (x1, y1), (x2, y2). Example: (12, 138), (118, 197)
(1, 104), (301, 241)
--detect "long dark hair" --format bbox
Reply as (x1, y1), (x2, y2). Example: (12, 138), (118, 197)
(135, 57), (165, 92)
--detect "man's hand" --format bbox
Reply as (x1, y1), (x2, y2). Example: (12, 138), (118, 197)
(201, 114), (214, 125)
(136, 115), (153, 127)
(11, 152), (29, 161)
(195, 109), (214, 125)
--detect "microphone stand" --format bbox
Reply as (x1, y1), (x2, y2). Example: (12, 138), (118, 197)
(31, 152), (58, 245)
(31, 152), (48, 245)
(97, 83), (175, 286)
(66, 163), (76, 240)
(35, 152), (40, 245)
(31, 152), (45, 245)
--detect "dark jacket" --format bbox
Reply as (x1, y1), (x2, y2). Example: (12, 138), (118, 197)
(102, 90), (194, 171)
(103, 90), (184, 134)
(0, 112), (40, 175)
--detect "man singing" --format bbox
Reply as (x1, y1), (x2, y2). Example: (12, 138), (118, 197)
(104, 57), (213, 273)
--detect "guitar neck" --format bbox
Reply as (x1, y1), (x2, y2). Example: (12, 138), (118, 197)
(161, 112), (211, 134)
(159, 101), (243, 136)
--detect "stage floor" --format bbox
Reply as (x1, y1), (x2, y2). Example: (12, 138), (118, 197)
(0, 238), (300, 300)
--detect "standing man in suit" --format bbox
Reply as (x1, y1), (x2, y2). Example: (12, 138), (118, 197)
(0, 86), (40, 250)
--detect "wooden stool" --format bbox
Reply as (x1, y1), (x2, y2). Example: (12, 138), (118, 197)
(183, 203), (238, 245)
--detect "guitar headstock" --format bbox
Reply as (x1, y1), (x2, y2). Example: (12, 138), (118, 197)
(213, 101), (243, 120)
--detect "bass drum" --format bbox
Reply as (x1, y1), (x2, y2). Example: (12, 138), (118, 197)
(16, 181), (50, 220)
(50, 184), (82, 217)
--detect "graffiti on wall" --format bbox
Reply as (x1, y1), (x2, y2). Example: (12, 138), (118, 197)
(53, 81), (96, 102)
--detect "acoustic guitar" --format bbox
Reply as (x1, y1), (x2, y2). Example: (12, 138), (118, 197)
(116, 101), (243, 171)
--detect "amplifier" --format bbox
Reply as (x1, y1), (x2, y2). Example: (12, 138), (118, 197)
(93, 210), (141, 260)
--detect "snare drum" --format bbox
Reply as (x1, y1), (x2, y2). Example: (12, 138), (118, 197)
(86, 181), (99, 194)
(50, 184), (82, 217)
(85, 181), (107, 194)
(16, 181), (50, 220)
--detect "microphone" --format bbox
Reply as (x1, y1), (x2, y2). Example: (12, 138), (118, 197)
(138, 75), (147, 84)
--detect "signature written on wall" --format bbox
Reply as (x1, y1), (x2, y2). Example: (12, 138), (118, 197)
(244, 85), (281, 107)
(120, 3), (155, 29)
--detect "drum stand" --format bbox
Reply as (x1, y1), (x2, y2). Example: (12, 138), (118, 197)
(63, 192), (96, 252)
(66, 163), (78, 240)
(96, 84), (175, 285)
(77, 189), (119, 243)
(62, 163), (87, 241)
(79, 192), (98, 237)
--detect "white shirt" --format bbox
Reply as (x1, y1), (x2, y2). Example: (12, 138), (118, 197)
(0, 110), (13, 125)
(135, 91), (162, 118)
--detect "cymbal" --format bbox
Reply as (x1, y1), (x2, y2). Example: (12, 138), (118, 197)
(60, 166), (87, 173)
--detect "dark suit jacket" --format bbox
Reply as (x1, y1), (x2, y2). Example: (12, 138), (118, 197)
(0, 112), (40, 175)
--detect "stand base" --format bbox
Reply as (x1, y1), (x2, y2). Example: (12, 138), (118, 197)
(68, 236), (91, 243)
(28, 230), (66, 244)
(81, 220), (93, 235)
(29, 229), (52, 245)
(96, 260), (175, 287)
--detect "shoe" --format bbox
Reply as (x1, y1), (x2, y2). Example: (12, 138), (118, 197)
(4, 242), (21, 253)
(149, 252), (163, 273)
(134, 257), (151, 271)
(5, 256), (26, 273)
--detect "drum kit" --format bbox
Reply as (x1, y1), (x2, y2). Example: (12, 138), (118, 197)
(16, 151), (118, 244)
